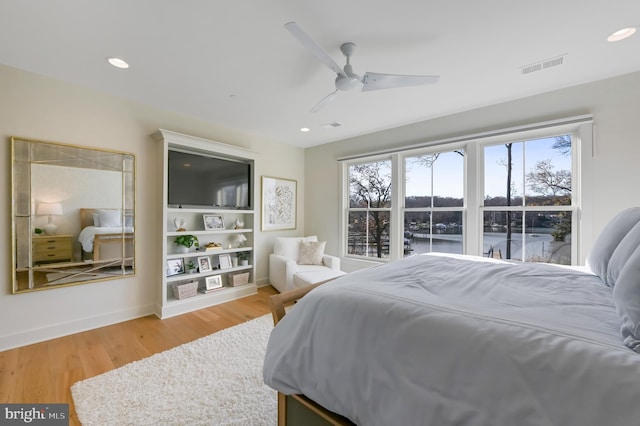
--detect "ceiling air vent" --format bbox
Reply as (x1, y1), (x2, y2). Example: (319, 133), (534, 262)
(323, 121), (342, 128)
(520, 54), (566, 75)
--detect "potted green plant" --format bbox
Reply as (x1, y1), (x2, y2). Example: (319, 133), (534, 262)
(237, 251), (250, 266)
(174, 235), (199, 253)
(186, 260), (198, 274)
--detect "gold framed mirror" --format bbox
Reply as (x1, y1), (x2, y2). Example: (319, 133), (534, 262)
(11, 137), (135, 293)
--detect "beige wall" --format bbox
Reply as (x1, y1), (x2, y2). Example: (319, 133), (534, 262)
(305, 71), (640, 269)
(3, 63), (640, 350)
(0, 65), (305, 350)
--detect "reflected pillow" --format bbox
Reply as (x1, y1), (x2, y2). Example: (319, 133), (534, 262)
(298, 241), (326, 265)
(97, 209), (122, 227)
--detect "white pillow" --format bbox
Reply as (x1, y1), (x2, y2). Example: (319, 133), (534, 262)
(93, 213), (101, 227)
(298, 241), (326, 265)
(97, 209), (122, 227)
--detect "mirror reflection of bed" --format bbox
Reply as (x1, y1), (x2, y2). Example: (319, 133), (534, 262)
(26, 208), (135, 288)
(78, 208), (134, 266)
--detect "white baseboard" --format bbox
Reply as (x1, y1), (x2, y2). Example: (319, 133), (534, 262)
(0, 304), (156, 352)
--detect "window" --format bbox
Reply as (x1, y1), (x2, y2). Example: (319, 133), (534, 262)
(346, 159), (392, 259)
(482, 135), (574, 264)
(341, 116), (589, 265)
(404, 149), (465, 256)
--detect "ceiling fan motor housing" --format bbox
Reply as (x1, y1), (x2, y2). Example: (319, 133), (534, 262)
(335, 73), (362, 91)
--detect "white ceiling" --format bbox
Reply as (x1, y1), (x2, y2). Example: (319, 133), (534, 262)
(1, 1), (639, 148)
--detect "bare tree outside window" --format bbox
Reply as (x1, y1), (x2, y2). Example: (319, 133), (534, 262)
(484, 135), (573, 264)
(348, 161), (392, 258)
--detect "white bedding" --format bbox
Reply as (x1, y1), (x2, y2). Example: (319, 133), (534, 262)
(263, 253), (640, 426)
(78, 226), (134, 252)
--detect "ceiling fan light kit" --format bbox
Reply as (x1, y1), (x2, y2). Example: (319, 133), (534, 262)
(284, 21), (439, 112)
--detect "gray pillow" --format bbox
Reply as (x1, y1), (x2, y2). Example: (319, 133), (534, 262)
(586, 207), (640, 287)
(613, 245), (640, 352)
(607, 222), (640, 285)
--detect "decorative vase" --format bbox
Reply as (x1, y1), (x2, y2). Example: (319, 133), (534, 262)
(240, 260), (249, 267)
(177, 246), (189, 254)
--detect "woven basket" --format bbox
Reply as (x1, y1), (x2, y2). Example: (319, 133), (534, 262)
(173, 280), (198, 299)
(230, 272), (250, 287)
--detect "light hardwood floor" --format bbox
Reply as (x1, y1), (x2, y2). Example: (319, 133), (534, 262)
(0, 285), (278, 426)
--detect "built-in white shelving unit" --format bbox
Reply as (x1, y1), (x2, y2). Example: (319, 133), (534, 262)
(155, 129), (257, 319)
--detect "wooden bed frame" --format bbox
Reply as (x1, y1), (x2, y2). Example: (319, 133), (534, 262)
(269, 281), (355, 426)
(79, 208), (134, 264)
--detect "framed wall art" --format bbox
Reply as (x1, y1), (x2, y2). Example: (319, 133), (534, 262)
(261, 176), (297, 231)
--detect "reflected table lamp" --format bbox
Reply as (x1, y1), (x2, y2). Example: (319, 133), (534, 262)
(37, 202), (63, 235)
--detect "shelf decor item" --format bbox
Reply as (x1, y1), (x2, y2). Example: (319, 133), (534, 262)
(236, 234), (247, 247)
(230, 272), (250, 287)
(205, 275), (223, 290)
(172, 280), (198, 299)
(219, 254), (232, 269)
(237, 251), (250, 266)
(173, 217), (186, 231)
(174, 234), (199, 253)
(197, 256), (212, 273)
(186, 260), (198, 274)
(262, 176), (297, 231)
(166, 258), (185, 277)
(204, 242), (223, 251)
(203, 214), (224, 230)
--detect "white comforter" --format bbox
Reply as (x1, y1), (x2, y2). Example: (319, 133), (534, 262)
(263, 254), (640, 426)
(78, 226), (134, 252)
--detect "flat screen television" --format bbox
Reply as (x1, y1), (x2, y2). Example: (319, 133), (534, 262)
(168, 149), (252, 209)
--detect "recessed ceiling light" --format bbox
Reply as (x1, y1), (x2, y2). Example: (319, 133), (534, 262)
(106, 57), (130, 69)
(300, 127), (311, 133)
(607, 27), (637, 42)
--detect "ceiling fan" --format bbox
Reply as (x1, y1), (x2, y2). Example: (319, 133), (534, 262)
(285, 21), (440, 113)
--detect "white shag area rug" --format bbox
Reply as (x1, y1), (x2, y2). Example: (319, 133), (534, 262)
(71, 314), (276, 426)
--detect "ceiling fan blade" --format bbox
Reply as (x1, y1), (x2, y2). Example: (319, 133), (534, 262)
(285, 21), (347, 78)
(310, 90), (339, 113)
(361, 72), (440, 92)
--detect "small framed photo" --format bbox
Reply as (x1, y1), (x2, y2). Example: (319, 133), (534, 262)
(219, 254), (232, 269)
(197, 256), (212, 273)
(205, 275), (223, 290)
(203, 214), (224, 230)
(166, 258), (184, 277)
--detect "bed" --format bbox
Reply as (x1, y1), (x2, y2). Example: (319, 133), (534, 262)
(78, 208), (134, 264)
(263, 207), (640, 426)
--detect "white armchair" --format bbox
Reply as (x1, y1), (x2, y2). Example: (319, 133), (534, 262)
(269, 236), (343, 293)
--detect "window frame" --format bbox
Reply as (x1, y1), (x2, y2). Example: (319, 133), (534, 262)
(478, 133), (578, 264)
(339, 116), (592, 266)
(342, 155), (395, 261)
(402, 144), (467, 257)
